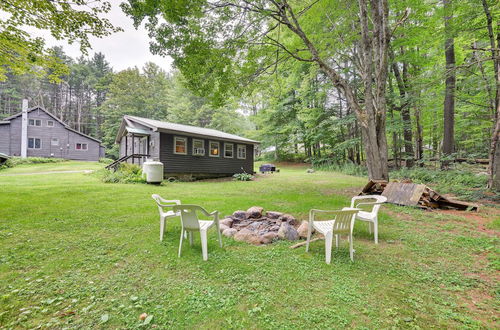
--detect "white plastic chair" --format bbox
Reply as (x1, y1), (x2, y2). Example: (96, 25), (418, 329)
(306, 209), (359, 264)
(173, 204), (223, 261)
(344, 195), (387, 244)
(151, 194), (181, 241)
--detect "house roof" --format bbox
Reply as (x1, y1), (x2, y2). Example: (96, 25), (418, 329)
(2, 106), (101, 143)
(120, 115), (260, 144)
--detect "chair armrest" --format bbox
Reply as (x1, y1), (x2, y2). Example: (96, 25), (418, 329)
(354, 202), (385, 208)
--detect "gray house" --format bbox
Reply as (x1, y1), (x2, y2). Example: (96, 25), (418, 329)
(112, 115), (259, 178)
(0, 104), (104, 161)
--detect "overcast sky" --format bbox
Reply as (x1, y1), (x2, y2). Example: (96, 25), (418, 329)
(33, 2), (173, 72)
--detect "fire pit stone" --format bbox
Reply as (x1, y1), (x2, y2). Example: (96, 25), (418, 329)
(222, 206), (302, 245)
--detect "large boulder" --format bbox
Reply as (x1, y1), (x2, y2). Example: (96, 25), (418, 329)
(260, 232), (278, 244)
(266, 211), (283, 220)
(232, 210), (247, 220)
(219, 223), (230, 233)
(220, 218), (233, 227)
(297, 221), (313, 238)
(277, 222), (299, 241)
(279, 214), (297, 226)
(246, 206), (264, 219)
(234, 228), (261, 245)
(222, 228), (237, 237)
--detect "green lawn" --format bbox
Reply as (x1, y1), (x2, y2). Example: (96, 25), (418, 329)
(0, 162), (498, 328)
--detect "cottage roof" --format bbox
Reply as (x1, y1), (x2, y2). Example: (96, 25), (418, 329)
(121, 115), (259, 144)
(2, 106), (101, 143)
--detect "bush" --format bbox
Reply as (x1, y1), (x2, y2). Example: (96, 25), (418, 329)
(233, 172), (254, 181)
(98, 157), (114, 164)
(96, 163), (146, 184)
(312, 160), (368, 177)
(0, 156), (68, 170)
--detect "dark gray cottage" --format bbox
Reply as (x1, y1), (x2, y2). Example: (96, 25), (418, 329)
(114, 115), (259, 178)
(0, 105), (104, 161)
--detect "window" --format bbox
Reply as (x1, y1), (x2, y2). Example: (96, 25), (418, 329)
(47, 120), (54, 127)
(237, 145), (247, 159)
(76, 143), (88, 150)
(224, 143), (234, 158)
(192, 139), (205, 156)
(174, 136), (187, 155)
(51, 138), (59, 146)
(28, 119), (41, 127)
(28, 138), (41, 149)
(209, 141), (220, 157)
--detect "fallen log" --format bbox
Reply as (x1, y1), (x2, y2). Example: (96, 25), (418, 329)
(289, 237), (323, 249)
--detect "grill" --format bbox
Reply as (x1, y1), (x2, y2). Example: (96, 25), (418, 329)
(259, 164), (279, 173)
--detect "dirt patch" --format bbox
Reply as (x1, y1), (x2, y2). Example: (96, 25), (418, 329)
(438, 209), (499, 237)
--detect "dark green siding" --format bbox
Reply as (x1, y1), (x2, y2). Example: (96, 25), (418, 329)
(159, 133), (254, 175)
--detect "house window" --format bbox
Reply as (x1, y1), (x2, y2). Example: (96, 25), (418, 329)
(174, 136), (187, 155)
(28, 138), (41, 149)
(51, 138), (59, 146)
(192, 139), (205, 156)
(47, 120), (54, 127)
(76, 143), (88, 151)
(29, 119), (41, 127)
(237, 145), (247, 159)
(209, 141), (219, 157)
(224, 143), (234, 158)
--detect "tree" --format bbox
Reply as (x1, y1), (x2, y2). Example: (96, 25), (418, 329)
(0, 0), (120, 81)
(123, 0), (392, 180)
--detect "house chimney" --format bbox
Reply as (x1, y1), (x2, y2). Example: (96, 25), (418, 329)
(20, 99), (28, 158)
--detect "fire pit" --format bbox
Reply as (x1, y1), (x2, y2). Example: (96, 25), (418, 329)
(219, 206), (309, 245)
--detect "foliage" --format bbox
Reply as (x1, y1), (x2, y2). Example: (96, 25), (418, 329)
(313, 161), (368, 178)
(96, 163), (145, 184)
(0, 0), (120, 81)
(232, 172), (254, 181)
(0, 162), (498, 328)
(98, 158), (114, 164)
(0, 156), (67, 170)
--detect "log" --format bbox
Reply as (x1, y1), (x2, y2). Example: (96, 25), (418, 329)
(289, 237), (324, 249)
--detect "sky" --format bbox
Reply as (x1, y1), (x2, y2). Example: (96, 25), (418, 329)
(31, 2), (173, 73)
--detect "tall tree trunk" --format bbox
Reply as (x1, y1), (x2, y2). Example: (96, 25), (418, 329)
(442, 0), (456, 168)
(482, 0), (500, 189)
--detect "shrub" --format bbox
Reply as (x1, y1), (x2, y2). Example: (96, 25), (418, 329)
(98, 157), (114, 164)
(233, 172), (254, 181)
(96, 163), (146, 184)
(312, 160), (368, 177)
(0, 156), (68, 170)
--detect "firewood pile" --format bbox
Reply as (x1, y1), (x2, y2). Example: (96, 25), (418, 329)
(360, 180), (479, 211)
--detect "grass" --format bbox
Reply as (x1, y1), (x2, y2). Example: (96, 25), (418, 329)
(0, 162), (498, 328)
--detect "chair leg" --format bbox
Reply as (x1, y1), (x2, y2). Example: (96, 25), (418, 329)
(217, 226), (223, 248)
(189, 232), (194, 246)
(159, 217), (165, 241)
(368, 221), (372, 234)
(349, 234), (354, 262)
(373, 219), (378, 244)
(335, 235), (339, 249)
(325, 232), (333, 264)
(178, 229), (184, 257)
(305, 227), (312, 252)
(200, 230), (208, 261)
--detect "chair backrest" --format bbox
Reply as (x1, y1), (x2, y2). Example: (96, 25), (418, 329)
(310, 209), (358, 235)
(151, 194), (179, 215)
(350, 195), (387, 215)
(173, 204), (207, 230)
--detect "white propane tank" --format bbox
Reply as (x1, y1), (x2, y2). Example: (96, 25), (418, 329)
(142, 159), (164, 183)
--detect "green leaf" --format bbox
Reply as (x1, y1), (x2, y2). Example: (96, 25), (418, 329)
(144, 315), (153, 325)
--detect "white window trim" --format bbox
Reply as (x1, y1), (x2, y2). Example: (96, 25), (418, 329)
(29, 119), (41, 127)
(28, 137), (42, 149)
(47, 120), (54, 127)
(173, 136), (187, 155)
(224, 143), (234, 158)
(51, 138), (59, 146)
(237, 144), (247, 159)
(192, 139), (205, 156)
(209, 141), (220, 157)
(75, 143), (88, 151)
